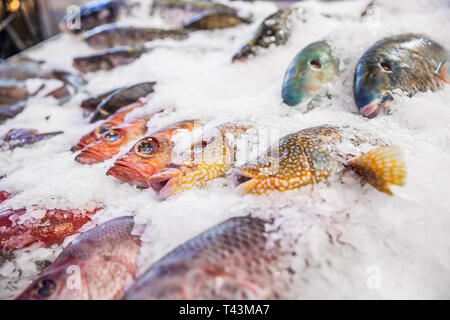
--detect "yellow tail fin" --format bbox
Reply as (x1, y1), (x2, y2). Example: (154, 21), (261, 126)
(347, 146), (406, 195)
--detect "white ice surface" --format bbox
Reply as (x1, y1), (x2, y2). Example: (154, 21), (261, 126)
(1, 0), (450, 299)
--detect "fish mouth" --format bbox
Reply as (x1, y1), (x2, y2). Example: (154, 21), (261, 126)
(359, 94), (392, 118)
(147, 168), (182, 200)
(106, 160), (152, 188)
(232, 170), (259, 195)
(75, 148), (106, 164)
(71, 143), (85, 152)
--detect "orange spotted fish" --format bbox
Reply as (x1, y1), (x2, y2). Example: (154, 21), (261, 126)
(71, 98), (149, 152)
(0, 206), (101, 253)
(106, 120), (200, 188)
(233, 125), (406, 195)
(148, 123), (249, 199)
(75, 112), (159, 165)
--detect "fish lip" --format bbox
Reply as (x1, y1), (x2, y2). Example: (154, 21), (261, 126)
(359, 102), (381, 118)
(75, 148), (105, 164)
(147, 168), (182, 200)
(71, 143), (85, 152)
(107, 160), (152, 188)
(232, 169), (258, 195)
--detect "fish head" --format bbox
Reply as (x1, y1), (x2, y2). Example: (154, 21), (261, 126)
(354, 52), (395, 118)
(75, 128), (126, 164)
(233, 134), (316, 194)
(282, 41), (339, 106)
(16, 264), (86, 300)
(106, 135), (170, 188)
(71, 122), (114, 152)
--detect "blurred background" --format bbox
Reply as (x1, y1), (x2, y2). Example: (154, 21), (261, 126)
(0, 1), (308, 60)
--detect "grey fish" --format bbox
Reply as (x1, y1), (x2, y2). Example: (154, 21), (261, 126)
(73, 46), (147, 73)
(16, 217), (141, 300)
(232, 8), (301, 62)
(90, 82), (156, 123)
(0, 102), (26, 125)
(354, 33), (449, 118)
(83, 24), (189, 49)
(81, 87), (126, 113)
(124, 216), (288, 300)
(183, 10), (251, 30)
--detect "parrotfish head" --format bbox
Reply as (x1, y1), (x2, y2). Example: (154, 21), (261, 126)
(354, 53), (394, 118)
(147, 165), (183, 200)
(16, 265), (83, 300)
(106, 136), (165, 188)
(282, 41), (339, 107)
(71, 122), (113, 152)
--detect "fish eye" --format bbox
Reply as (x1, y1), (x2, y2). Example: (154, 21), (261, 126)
(310, 60), (322, 69)
(380, 61), (393, 72)
(136, 138), (158, 156)
(32, 279), (56, 299)
(102, 130), (122, 143)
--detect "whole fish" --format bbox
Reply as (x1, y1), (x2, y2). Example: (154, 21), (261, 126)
(232, 8), (299, 63)
(150, 0), (233, 27)
(75, 113), (158, 165)
(1, 128), (63, 151)
(354, 33), (449, 118)
(0, 206), (101, 253)
(16, 216), (140, 300)
(124, 216), (286, 300)
(59, 0), (129, 34)
(73, 46), (147, 73)
(106, 120), (200, 188)
(233, 125), (406, 195)
(183, 10), (251, 30)
(80, 87), (125, 113)
(90, 82), (156, 123)
(282, 41), (339, 107)
(83, 24), (188, 49)
(148, 123), (249, 199)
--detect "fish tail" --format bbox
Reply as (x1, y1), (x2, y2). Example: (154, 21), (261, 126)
(346, 146), (406, 195)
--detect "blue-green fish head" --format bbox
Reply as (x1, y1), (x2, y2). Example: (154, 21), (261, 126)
(282, 41), (339, 107)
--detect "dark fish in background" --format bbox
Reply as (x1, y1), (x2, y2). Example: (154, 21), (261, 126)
(0, 79), (29, 102)
(83, 24), (189, 49)
(233, 125), (406, 196)
(354, 33), (449, 118)
(183, 10), (251, 30)
(80, 87), (126, 113)
(150, 0), (233, 27)
(0, 128), (63, 150)
(124, 216), (287, 300)
(0, 101), (26, 125)
(59, 0), (130, 34)
(106, 120), (200, 188)
(16, 217), (140, 300)
(0, 206), (101, 253)
(90, 82), (156, 123)
(232, 8), (300, 62)
(73, 46), (147, 73)
(282, 41), (339, 107)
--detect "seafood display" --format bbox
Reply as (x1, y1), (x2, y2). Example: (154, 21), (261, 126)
(1, 0), (449, 301)
(354, 34), (449, 118)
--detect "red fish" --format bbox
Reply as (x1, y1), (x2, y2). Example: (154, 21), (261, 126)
(0, 206), (101, 253)
(0, 190), (11, 203)
(106, 120), (200, 188)
(75, 113), (157, 165)
(17, 217), (140, 300)
(71, 98), (148, 152)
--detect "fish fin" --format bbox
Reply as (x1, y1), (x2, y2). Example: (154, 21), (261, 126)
(346, 146), (406, 195)
(435, 62), (450, 83)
